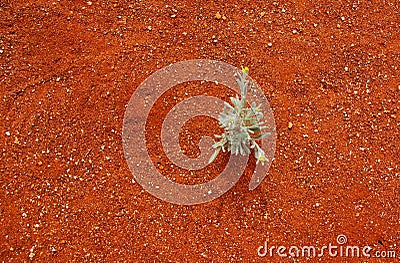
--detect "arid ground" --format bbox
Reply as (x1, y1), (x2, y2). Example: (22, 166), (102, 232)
(1, 0), (399, 262)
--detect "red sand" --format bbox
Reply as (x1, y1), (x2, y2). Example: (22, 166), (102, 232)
(1, 0), (399, 261)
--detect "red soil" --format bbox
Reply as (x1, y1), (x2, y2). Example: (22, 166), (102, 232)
(1, 0), (399, 261)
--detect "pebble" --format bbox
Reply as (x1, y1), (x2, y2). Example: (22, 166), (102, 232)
(29, 246), (35, 259)
(0, 49), (3, 54)
(87, 1), (92, 5)
(5, 131), (10, 136)
(267, 42), (272, 47)
(288, 122), (293, 129)
(170, 14), (176, 18)
(292, 29), (298, 34)
(215, 12), (222, 20)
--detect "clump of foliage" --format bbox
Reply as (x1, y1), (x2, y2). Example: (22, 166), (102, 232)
(209, 67), (270, 165)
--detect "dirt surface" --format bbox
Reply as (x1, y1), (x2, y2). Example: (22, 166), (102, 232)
(1, 0), (400, 262)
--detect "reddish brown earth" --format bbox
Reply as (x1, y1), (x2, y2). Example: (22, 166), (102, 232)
(1, 0), (399, 262)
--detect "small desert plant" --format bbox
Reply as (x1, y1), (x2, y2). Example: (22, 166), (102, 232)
(209, 67), (270, 165)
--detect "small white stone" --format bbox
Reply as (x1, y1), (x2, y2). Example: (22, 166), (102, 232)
(5, 131), (10, 136)
(267, 42), (272, 47)
(0, 49), (3, 54)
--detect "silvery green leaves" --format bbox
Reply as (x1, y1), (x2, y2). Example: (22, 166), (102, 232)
(209, 68), (270, 165)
